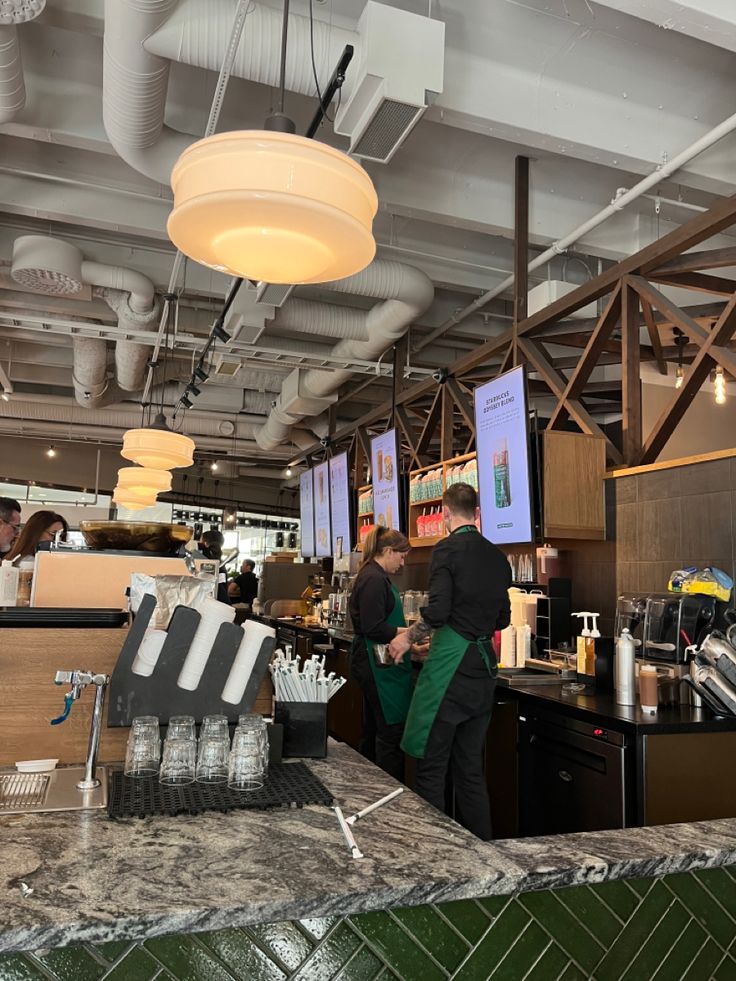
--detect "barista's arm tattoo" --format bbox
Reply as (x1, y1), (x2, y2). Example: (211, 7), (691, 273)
(405, 618), (432, 646)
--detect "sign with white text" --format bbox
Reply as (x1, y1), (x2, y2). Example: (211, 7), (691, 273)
(329, 452), (352, 554)
(474, 365), (533, 544)
(299, 469), (315, 558)
(313, 461), (331, 557)
(370, 429), (401, 531)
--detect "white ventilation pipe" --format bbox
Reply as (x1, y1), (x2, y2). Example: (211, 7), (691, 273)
(0, 26), (24, 122)
(271, 299), (368, 342)
(256, 261), (433, 450)
(10, 235), (159, 405)
(102, 0), (357, 184)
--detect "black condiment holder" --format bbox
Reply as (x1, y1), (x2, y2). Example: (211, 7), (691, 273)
(274, 701), (328, 758)
(107, 594), (276, 726)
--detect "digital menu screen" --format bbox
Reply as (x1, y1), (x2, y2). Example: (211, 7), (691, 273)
(313, 460), (331, 557)
(370, 428), (402, 531)
(474, 365), (534, 545)
(329, 451), (352, 555)
(299, 469), (315, 558)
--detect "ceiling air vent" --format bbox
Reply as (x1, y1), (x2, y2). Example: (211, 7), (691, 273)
(213, 355), (241, 378)
(352, 100), (424, 163)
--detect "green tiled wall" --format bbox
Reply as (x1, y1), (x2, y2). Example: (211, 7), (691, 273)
(4, 866), (736, 980)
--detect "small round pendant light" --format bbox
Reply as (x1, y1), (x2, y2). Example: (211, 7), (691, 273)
(117, 466), (173, 496)
(167, 131), (377, 285)
(121, 416), (195, 471)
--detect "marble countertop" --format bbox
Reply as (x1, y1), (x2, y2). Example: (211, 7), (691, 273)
(2, 741), (736, 954)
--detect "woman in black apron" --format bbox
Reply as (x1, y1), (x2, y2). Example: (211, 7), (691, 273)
(349, 527), (412, 781)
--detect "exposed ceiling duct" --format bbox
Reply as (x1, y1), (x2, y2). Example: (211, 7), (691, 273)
(0, 1), (45, 124)
(10, 235), (159, 407)
(102, 0), (444, 184)
(256, 260), (433, 450)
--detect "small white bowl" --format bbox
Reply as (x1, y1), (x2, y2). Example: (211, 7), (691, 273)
(15, 759), (59, 773)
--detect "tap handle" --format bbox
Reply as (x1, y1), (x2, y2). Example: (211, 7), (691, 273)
(50, 692), (75, 726)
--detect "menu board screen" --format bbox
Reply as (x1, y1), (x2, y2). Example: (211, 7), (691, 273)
(370, 428), (402, 531)
(313, 461), (331, 557)
(329, 451), (352, 555)
(474, 365), (533, 545)
(299, 469), (315, 558)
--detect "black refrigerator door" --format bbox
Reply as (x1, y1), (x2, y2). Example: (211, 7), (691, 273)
(518, 715), (631, 836)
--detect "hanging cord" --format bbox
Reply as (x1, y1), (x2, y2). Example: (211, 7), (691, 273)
(278, 0), (290, 114)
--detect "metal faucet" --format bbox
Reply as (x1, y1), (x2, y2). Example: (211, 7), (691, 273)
(52, 670), (110, 791)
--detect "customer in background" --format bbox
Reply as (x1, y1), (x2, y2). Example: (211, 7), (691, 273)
(5, 510), (68, 562)
(0, 497), (21, 554)
(198, 529), (228, 603)
(389, 483), (510, 840)
(349, 526), (412, 781)
(228, 559), (259, 608)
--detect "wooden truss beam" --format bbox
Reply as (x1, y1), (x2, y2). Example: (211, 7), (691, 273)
(640, 297), (667, 376)
(445, 376), (477, 436)
(440, 386), (454, 459)
(650, 246), (736, 277)
(621, 278), (642, 465)
(640, 293), (736, 465)
(416, 388), (443, 462)
(649, 270), (736, 296)
(395, 404), (422, 469)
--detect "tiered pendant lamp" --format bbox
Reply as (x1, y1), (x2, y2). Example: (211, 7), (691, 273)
(121, 414), (195, 471)
(116, 466), (173, 496)
(112, 486), (158, 511)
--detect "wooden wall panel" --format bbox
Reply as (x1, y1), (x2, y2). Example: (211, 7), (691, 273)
(0, 628), (272, 766)
(543, 431), (606, 540)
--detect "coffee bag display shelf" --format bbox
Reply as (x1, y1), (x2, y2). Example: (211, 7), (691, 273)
(408, 451), (477, 547)
(355, 483), (374, 552)
(108, 594), (276, 727)
(108, 761), (334, 819)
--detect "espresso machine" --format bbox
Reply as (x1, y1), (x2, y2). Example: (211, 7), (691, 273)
(327, 553), (361, 639)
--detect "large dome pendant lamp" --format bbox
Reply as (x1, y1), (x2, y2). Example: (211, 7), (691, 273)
(166, 1), (378, 286)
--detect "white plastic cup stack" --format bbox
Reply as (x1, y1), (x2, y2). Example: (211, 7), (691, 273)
(177, 597), (236, 691)
(132, 628), (167, 677)
(221, 620), (275, 705)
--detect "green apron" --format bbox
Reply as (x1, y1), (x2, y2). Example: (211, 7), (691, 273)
(401, 526), (497, 759)
(357, 583), (413, 726)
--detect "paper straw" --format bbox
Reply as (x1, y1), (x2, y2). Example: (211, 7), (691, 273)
(221, 619), (275, 705)
(177, 597), (236, 691)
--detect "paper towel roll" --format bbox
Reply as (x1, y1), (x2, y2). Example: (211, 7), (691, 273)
(221, 620), (275, 705)
(132, 628), (167, 677)
(177, 598), (236, 691)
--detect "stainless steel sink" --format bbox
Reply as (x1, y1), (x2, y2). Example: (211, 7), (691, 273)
(497, 667), (573, 687)
(0, 766), (108, 815)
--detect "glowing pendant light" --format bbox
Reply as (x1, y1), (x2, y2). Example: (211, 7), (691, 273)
(714, 365), (727, 405)
(167, 130), (377, 285)
(117, 466), (172, 496)
(112, 485), (158, 511)
(121, 413), (195, 471)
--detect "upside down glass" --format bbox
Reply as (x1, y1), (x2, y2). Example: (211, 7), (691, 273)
(196, 734), (230, 784)
(236, 715), (269, 773)
(167, 715), (196, 741)
(124, 716), (161, 777)
(228, 729), (266, 791)
(159, 736), (196, 786)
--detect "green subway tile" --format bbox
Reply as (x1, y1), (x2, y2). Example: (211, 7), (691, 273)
(454, 900), (530, 981)
(32, 945), (105, 981)
(697, 868), (736, 922)
(665, 873), (736, 950)
(298, 917), (342, 941)
(244, 922), (314, 973)
(348, 909), (445, 981)
(594, 880), (674, 981)
(437, 899), (493, 946)
(555, 885), (625, 948)
(619, 898), (690, 981)
(680, 939), (724, 981)
(143, 934), (238, 981)
(291, 923), (361, 981)
(488, 920), (548, 979)
(590, 880), (641, 922)
(649, 919), (707, 981)
(625, 878), (653, 898)
(93, 941), (130, 964)
(521, 942), (569, 981)
(391, 904), (468, 972)
(332, 944), (384, 981)
(197, 928), (286, 981)
(518, 890), (605, 974)
(713, 954), (736, 981)
(0, 954), (50, 980)
(557, 965), (587, 981)
(103, 945), (162, 981)
(477, 895), (509, 919)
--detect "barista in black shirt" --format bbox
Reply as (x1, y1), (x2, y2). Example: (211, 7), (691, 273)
(389, 483), (510, 839)
(228, 559), (259, 608)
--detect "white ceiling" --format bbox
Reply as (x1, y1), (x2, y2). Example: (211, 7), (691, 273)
(0, 0), (735, 478)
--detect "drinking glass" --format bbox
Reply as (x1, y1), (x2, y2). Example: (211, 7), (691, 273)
(236, 714), (269, 772)
(228, 729), (266, 791)
(167, 715), (196, 741)
(196, 735), (230, 784)
(159, 736), (196, 786)
(200, 714), (229, 739)
(124, 719), (161, 777)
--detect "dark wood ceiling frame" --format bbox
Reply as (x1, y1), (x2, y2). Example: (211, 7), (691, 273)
(395, 404), (422, 469)
(513, 155), (530, 367)
(640, 292), (736, 464)
(648, 270), (736, 296)
(288, 194), (736, 473)
(621, 277), (642, 465)
(640, 296), (668, 375)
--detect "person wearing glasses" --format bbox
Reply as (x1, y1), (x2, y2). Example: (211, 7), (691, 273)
(5, 510), (68, 562)
(0, 497), (21, 554)
(349, 526), (413, 781)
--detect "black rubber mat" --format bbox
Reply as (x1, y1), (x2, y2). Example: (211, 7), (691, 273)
(108, 761), (334, 819)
